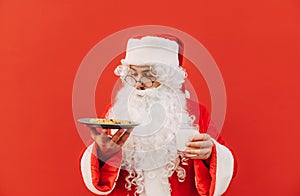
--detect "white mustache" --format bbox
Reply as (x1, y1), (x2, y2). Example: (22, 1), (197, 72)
(132, 85), (163, 96)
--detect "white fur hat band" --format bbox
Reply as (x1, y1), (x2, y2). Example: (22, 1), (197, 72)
(124, 36), (180, 66)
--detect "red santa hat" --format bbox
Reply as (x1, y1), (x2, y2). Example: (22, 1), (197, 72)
(114, 34), (187, 91)
(123, 34), (184, 67)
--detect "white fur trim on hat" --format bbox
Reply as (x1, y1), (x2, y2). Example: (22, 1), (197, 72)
(124, 36), (179, 66)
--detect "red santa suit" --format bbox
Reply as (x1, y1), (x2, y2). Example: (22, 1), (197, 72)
(79, 35), (237, 196)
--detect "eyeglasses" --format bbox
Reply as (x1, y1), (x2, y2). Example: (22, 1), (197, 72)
(124, 75), (156, 87)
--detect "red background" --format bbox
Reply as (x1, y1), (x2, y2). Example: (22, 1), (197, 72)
(1, 0), (300, 195)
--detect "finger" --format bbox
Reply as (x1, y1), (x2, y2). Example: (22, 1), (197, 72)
(191, 133), (211, 142)
(117, 131), (131, 146)
(189, 150), (212, 160)
(102, 129), (108, 134)
(89, 128), (99, 140)
(186, 140), (212, 148)
(111, 129), (126, 143)
(185, 147), (211, 157)
(90, 127), (109, 136)
(89, 127), (98, 134)
(126, 127), (134, 133)
(90, 131), (95, 140)
(184, 154), (198, 159)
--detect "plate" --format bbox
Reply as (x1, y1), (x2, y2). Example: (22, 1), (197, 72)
(77, 118), (140, 129)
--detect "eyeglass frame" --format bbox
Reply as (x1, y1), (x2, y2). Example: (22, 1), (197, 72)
(124, 74), (157, 88)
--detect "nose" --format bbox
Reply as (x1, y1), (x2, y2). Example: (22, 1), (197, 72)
(134, 75), (145, 90)
(135, 81), (145, 90)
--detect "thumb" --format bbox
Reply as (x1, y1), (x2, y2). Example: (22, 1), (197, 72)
(89, 127), (99, 139)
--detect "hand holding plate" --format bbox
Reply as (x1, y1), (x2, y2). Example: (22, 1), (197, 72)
(89, 127), (133, 161)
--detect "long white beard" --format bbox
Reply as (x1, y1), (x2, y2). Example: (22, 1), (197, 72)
(107, 84), (193, 195)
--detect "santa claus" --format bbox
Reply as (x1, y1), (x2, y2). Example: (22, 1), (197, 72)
(80, 35), (237, 196)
